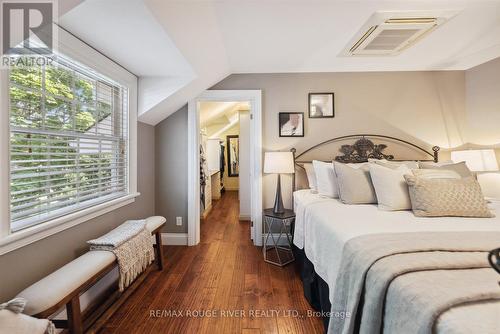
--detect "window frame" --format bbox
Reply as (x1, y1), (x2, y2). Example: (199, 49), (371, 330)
(0, 26), (139, 255)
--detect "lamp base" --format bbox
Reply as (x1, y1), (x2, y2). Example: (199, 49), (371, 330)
(273, 174), (285, 214)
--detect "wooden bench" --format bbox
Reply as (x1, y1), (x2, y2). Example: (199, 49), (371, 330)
(16, 216), (166, 334)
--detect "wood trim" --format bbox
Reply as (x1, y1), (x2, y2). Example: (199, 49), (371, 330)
(85, 265), (155, 333)
(80, 284), (119, 331)
(35, 261), (117, 319)
(67, 296), (83, 334)
(51, 319), (68, 328)
(155, 230), (164, 270)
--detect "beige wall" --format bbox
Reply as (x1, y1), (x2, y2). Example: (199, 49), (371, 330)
(211, 71), (466, 208)
(0, 122), (155, 301)
(465, 57), (500, 165)
(155, 105), (188, 233)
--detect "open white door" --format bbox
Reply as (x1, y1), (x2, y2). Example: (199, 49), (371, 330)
(187, 90), (262, 246)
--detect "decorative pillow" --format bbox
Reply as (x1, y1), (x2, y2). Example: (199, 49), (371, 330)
(419, 161), (472, 178)
(369, 163), (412, 211)
(418, 160), (453, 167)
(312, 160), (338, 198)
(369, 159), (419, 170)
(411, 169), (462, 179)
(303, 163), (317, 192)
(333, 162), (377, 204)
(404, 175), (494, 218)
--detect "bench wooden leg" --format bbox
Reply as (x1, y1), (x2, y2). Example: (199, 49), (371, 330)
(67, 295), (83, 334)
(155, 231), (164, 271)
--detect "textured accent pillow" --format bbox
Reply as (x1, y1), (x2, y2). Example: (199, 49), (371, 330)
(411, 169), (462, 179)
(303, 163), (317, 192)
(368, 159), (419, 170)
(419, 161), (473, 178)
(418, 160), (453, 167)
(312, 160), (338, 198)
(333, 162), (377, 204)
(369, 163), (412, 211)
(404, 175), (494, 218)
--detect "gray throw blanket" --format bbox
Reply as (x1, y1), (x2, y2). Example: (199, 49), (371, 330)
(88, 220), (154, 291)
(328, 231), (500, 334)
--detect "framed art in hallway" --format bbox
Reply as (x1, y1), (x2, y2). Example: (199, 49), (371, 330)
(309, 92), (334, 118)
(279, 112), (304, 137)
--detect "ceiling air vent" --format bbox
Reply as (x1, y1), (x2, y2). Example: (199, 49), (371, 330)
(343, 11), (459, 56)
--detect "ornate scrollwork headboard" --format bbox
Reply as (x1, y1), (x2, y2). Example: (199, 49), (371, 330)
(291, 134), (440, 192)
(335, 137), (394, 163)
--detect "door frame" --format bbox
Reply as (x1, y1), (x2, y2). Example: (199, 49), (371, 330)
(187, 90), (263, 246)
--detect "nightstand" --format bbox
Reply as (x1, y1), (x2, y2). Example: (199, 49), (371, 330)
(262, 208), (295, 266)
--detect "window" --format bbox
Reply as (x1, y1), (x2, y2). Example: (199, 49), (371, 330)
(9, 55), (129, 231)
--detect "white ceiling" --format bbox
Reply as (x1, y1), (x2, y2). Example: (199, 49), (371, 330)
(60, 0), (500, 125)
(201, 101), (250, 138)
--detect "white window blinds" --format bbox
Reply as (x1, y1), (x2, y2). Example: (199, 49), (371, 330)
(9, 56), (129, 231)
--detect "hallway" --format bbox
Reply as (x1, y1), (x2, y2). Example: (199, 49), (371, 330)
(101, 191), (323, 333)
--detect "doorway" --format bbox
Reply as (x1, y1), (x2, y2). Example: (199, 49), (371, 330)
(187, 90), (262, 246)
(199, 102), (248, 221)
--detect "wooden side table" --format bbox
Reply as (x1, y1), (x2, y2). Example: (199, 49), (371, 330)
(263, 208), (295, 266)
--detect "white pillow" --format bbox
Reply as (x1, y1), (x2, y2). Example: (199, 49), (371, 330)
(303, 163), (317, 192)
(369, 163), (412, 211)
(312, 160), (339, 198)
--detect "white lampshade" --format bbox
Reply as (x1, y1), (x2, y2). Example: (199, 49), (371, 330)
(264, 152), (295, 174)
(451, 149), (499, 172)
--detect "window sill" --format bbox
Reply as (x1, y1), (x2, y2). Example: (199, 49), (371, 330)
(0, 192), (140, 255)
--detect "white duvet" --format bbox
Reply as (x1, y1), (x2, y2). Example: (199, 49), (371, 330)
(293, 189), (500, 302)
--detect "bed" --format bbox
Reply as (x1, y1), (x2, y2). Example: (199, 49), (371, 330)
(290, 135), (500, 334)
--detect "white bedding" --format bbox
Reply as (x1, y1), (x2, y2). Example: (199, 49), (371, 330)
(293, 189), (500, 302)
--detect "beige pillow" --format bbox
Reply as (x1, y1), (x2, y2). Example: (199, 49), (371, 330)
(369, 159), (419, 170)
(333, 162), (377, 204)
(404, 175), (494, 218)
(411, 169), (462, 179)
(303, 163), (317, 192)
(419, 161), (472, 178)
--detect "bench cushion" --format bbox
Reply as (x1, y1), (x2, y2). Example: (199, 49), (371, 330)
(145, 216), (166, 232)
(17, 251), (116, 316)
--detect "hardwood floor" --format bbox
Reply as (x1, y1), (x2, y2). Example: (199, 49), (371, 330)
(100, 191), (323, 334)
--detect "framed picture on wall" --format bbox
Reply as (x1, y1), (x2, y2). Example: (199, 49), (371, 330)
(309, 93), (334, 118)
(279, 112), (304, 137)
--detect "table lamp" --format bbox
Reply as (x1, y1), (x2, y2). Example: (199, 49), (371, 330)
(264, 151), (295, 214)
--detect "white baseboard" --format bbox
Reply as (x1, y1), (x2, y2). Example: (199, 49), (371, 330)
(239, 214), (251, 221)
(161, 233), (188, 246)
(262, 233), (293, 246)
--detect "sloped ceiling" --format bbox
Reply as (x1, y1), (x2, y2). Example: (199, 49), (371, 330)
(60, 0), (500, 125)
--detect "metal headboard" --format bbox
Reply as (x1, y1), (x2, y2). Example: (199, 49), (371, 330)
(291, 134), (440, 192)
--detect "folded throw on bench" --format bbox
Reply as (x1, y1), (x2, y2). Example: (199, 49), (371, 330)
(88, 220), (154, 291)
(0, 298), (55, 334)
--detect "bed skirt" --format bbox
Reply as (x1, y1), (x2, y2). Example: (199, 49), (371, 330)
(293, 246), (331, 332)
